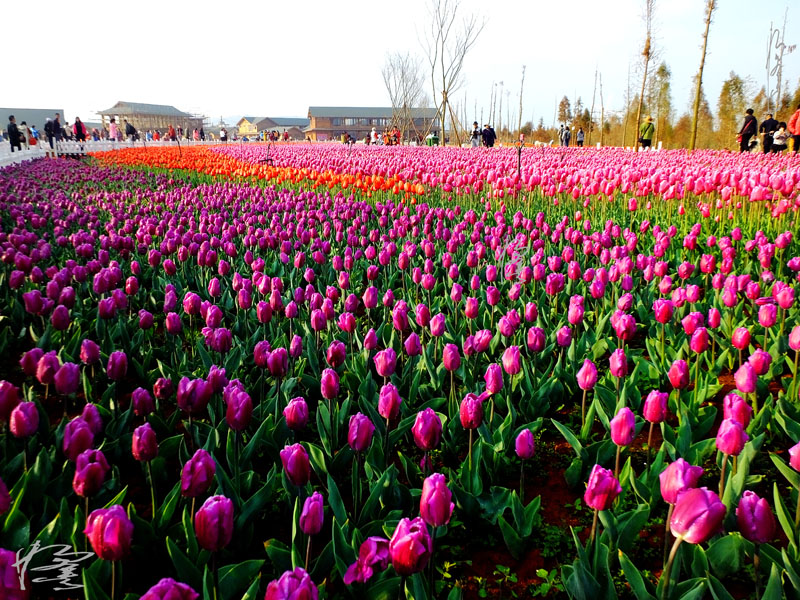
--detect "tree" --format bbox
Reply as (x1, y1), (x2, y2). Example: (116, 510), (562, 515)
(751, 86), (770, 119)
(557, 96), (572, 125)
(420, 0), (486, 145)
(382, 52), (428, 140)
(634, 0), (656, 148)
(690, 0), (717, 151)
(717, 72), (750, 145)
(653, 62), (673, 147)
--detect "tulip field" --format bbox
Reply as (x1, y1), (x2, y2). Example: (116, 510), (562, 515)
(1, 143), (800, 600)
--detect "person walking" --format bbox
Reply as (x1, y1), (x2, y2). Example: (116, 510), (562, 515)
(73, 117), (87, 142)
(638, 116), (655, 149)
(124, 119), (137, 142)
(771, 122), (789, 153)
(7, 116), (21, 152)
(576, 127), (585, 147)
(109, 118), (119, 142)
(167, 124), (176, 141)
(738, 108), (757, 152)
(481, 124), (496, 147)
(562, 125), (572, 147)
(788, 103), (800, 154)
(759, 112), (778, 154)
(471, 121), (480, 147)
(18, 121), (31, 150)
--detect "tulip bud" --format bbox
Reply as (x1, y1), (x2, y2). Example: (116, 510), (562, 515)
(177, 377), (212, 415)
(576, 359), (597, 390)
(642, 390), (668, 423)
(63, 417), (93, 461)
(459, 394), (483, 429)
(404, 332), (422, 356)
(515, 429), (535, 459)
(442, 344), (461, 372)
(73, 449), (110, 497)
(284, 397), (309, 431)
(420, 473), (454, 527)
(748, 349), (772, 376)
(85, 505), (133, 560)
(374, 348), (397, 378)
(106, 351), (127, 381)
(736, 490), (775, 544)
(668, 359), (690, 389)
(181, 449), (216, 498)
(583, 464), (622, 511)
(300, 491), (325, 535)
(225, 390), (253, 431)
(484, 364), (503, 395)
(378, 383), (402, 421)
(132, 422), (159, 462)
(280, 443), (310, 487)
(412, 408), (442, 451)
(389, 517), (432, 575)
(610, 407), (636, 446)
(716, 418), (749, 456)
(659, 459), (704, 505)
(320, 368), (339, 400)
(194, 495), (234, 552)
(36, 351), (60, 385)
(326, 341), (346, 368)
(734, 362), (757, 394)
(670, 487), (725, 544)
(609, 348), (627, 378)
(265, 568), (319, 600)
(141, 578), (199, 600)
(0, 380), (20, 423)
(54, 362), (80, 395)
(348, 412), (375, 452)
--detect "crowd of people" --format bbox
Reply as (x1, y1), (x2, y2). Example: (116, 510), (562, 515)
(738, 104), (800, 153)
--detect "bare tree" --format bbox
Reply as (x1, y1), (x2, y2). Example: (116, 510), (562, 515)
(382, 52), (428, 140)
(690, 0), (716, 151)
(634, 0), (656, 148)
(517, 65), (526, 137)
(420, 0), (486, 145)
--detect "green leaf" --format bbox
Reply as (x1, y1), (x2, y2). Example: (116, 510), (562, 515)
(706, 534), (744, 579)
(552, 419), (586, 461)
(327, 474), (348, 525)
(619, 550), (655, 600)
(773, 483), (797, 550)
(761, 563), (784, 600)
(219, 559), (265, 598)
(166, 537), (203, 592)
(498, 515), (525, 560)
(770, 453), (800, 491)
(82, 567), (111, 600)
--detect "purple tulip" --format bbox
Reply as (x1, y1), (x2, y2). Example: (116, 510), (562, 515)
(716, 418), (749, 456)
(225, 390), (253, 431)
(73, 449), (110, 497)
(404, 332), (422, 356)
(194, 495), (234, 552)
(374, 348), (397, 378)
(36, 351), (60, 385)
(54, 362), (80, 395)
(9, 401), (39, 438)
(484, 363), (503, 395)
(748, 349), (772, 376)
(731, 327), (751, 350)
(723, 393), (753, 427)
(643, 390), (669, 423)
(653, 299), (674, 324)
(343, 537), (390, 585)
(165, 312), (182, 335)
(267, 347), (289, 378)
(181, 448), (216, 498)
(280, 443), (310, 487)
(790, 441), (800, 471)
(20, 347), (44, 376)
(300, 491), (325, 535)
(576, 359), (597, 391)
(459, 393), (483, 429)
(177, 377), (212, 415)
(734, 362), (757, 394)
(420, 473), (454, 528)
(668, 359), (690, 389)
(378, 383), (402, 421)
(326, 340), (346, 368)
(0, 380), (19, 423)
(348, 412), (375, 452)
(515, 429), (536, 459)
(254, 340), (271, 368)
(583, 464), (622, 511)
(610, 407), (636, 446)
(442, 344), (461, 372)
(412, 408), (442, 451)
(85, 505), (133, 560)
(659, 459), (704, 505)
(389, 517), (432, 576)
(63, 417), (93, 461)
(320, 368), (339, 400)
(141, 578), (199, 600)
(736, 490), (775, 544)
(609, 348), (627, 378)
(501, 346), (521, 376)
(106, 351), (127, 381)
(284, 397), (309, 431)
(265, 567), (319, 600)
(138, 309), (154, 329)
(81, 403), (103, 435)
(132, 422), (159, 462)
(670, 487), (725, 544)
(154, 377), (174, 400)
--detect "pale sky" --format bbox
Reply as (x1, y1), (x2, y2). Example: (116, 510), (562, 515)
(6, 0), (798, 126)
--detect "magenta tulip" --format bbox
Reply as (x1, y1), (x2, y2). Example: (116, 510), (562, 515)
(194, 495), (233, 552)
(84, 505), (133, 560)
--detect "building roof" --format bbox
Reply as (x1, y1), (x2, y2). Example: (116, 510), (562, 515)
(270, 117), (310, 127)
(239, 116), (264, 125)
(308, 106), (438, 119)
(1, 108), (65, 129)
(98, 101), (195, 117)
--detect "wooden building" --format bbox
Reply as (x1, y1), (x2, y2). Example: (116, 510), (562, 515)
(98, 101), (204, 134)
(237, 116), (310, 140)
(305, 107), (439, 142)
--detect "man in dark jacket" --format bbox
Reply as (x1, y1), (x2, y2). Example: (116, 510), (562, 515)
(7, 116), (21, 152)
(759, 113), (778, 154)
(738, 108), (757, 152)
(45, 114), (63, 149)
(481, 124), (496, 147)
(124, 119), (137, 141)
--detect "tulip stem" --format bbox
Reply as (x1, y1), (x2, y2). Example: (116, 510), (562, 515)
(660, 323), (665, 367)
(793, 350), (799, 404)
(111, 560), (116, 600)
(646, 422), (654, 467)
(429, 527), (437, 599)
(468, 429), (473, 471)
(794, 487), (800, 529)
(84, 497), (89, 552)
(147, 461), (157, 521)
(614, 445), (621, 481)
(663, 504), (674, 565)
(212, 552), (219, 600)
(398, 575), (407, 600)
(692, 354), (700, 408)
(661, 536), (684, 600)
(520, 461), (525, 499)
(719, 453), (729, 498)
(590, 509), (598, 543)
(754, 548), (761, 600)
(305, 535), (312, 571)
(385, 417), (392, 469)
(580, 388), (587, 433)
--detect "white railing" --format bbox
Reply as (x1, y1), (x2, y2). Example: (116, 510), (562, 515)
(0, 139), (229, 168)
